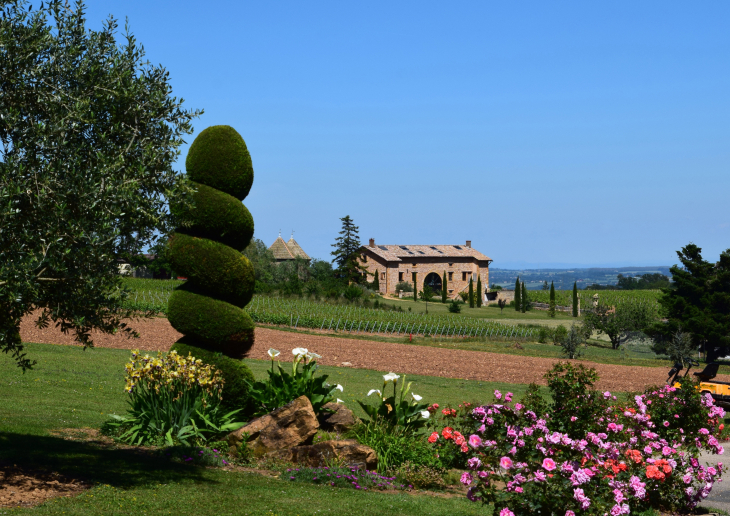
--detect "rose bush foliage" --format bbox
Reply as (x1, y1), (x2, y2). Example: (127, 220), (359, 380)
(427, 363), (725, 515)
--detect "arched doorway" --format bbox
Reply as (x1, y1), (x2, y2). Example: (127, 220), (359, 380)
(424, 272), (442, 292)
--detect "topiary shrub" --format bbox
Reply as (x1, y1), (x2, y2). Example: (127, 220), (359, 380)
(167, 125), (256, 358)
(170, 339), (255, 414)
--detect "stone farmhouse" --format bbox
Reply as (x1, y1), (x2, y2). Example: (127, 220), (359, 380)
(358, 239), (492, 300)
(269, 233), (311, 263)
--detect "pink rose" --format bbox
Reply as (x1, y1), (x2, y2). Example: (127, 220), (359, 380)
(500, 457), (513, 469)
(542, 458), (557, 471)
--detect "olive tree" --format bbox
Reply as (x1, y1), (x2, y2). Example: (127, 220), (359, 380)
(0, 0), (201, 368)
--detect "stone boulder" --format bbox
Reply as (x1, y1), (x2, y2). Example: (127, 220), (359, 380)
(318, 402), (359, 434)
(275, 439), (378, 470)
(227, 395), (319, 457)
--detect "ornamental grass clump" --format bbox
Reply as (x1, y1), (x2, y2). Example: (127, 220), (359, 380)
(106, 349), (244, 446)
(427, 362), (726, 515)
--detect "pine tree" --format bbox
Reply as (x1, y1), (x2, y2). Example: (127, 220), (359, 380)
(514, 277), (521, 311)
(476, 276), (482, 308)
(442, 271), (448, 303)
(572, 281), (579, 317)
(372, 269), (380, 292)
(521, 282), (528, 313)
(468, 277), (475, 308)
(331, 215), (366, 284)
(548, 281), (556, 318)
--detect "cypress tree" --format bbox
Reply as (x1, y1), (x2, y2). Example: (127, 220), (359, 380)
(468, 277), (475, 308)
(548, 281), (556, 318)
(372, 269), (380, 292)
(476, 276), (482, 308)
(413, 272), (418, 302)
(442, 271), (448, 303)
(514, 277), (521, 311)
(572, 281), (579, 317)
(521, 281), (528, 313)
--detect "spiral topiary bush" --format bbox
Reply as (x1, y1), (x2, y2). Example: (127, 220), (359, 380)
(167, 125), (256, 359)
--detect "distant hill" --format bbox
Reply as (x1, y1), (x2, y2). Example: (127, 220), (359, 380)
(490, 266), (672, 290)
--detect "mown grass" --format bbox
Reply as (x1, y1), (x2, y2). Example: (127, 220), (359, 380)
(0, 343), (535, 515)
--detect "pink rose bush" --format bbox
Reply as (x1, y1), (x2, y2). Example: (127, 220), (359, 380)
(429, 363), (725, 515)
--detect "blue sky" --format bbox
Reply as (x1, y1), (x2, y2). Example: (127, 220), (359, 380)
(87, 1), (729, 268)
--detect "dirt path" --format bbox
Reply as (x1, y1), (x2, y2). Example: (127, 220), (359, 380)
(19, 314), (725, 393)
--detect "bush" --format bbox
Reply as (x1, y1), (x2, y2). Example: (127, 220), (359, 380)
(167, 125), (256, 358)
(103, 350), (245, 446)
(552, 324), (568, 345)
(167, 288), (255, 359)
(536, 326), (550, 344)
(343, 284), (363, 301)
(395, 461), (445, 489)
(170, 340), (255, 414)
(448, 300), (461, 313)
(428, 365), (726, 515)
(171, 182), (254, 252)
(458, 292), (469, 302)
(560, 323), (586, 359)
(186, 125), (254, 201)
(395, 281), (413, 293)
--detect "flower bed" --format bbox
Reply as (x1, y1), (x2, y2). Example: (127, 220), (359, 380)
(286, 466), (412, 491)
(427, 363), (725, 515)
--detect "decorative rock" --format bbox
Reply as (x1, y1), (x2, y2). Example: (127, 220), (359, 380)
(275, 440), (378, 470)
(227, 395), (319, 457)
(340, 362), (352, 367)
(318, 402), (359, 434)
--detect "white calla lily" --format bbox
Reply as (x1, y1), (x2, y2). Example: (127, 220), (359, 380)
(306, 351), (322, 360)
(335, 384), (344, 392)
(367, 389), (381, 397)
(383, 373), (400, 383)
(292, 347), (308, 357)
(412, 393), (422, 401)
(267, 348), (280, 359)
(421, 410), (430, 419)
(337, 399), (344, 404)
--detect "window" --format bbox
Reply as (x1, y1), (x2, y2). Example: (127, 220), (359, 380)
(363, 255), (368, 262)
(381, 272), (385, 280)
(462, 272), (467, 281)
(448, 272), (453, 281)
(378, 245), (388, 251)
(412, 263), (417, 267)
(454, 245), (462, 250)
(399, 272), (403, 281)
(448, 263), (453, 267)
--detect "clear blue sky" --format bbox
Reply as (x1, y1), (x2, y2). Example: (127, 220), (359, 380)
(86, 1), (730, 268)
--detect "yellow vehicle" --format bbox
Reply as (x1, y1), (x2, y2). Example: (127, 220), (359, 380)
(667, 360), (730, 408)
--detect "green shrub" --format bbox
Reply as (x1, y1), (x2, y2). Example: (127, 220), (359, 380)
(447, 299), (461, 313)
(168, 125), (256, 358)
(343, 284), (363, 301)
(395, 281), (413, 293)
(560, 323), (585, 359)
(166, 233), (254, 307)
(458, 291), (469, 302)
(170, 340), (255, 413)
(537, 326), (550, 344)
(167, 288), (255, 359)
(552, 324), (568, 345)
(185, 125), (254, 200)
(395, 461), (445, 490)
(172, 182), (254, 252)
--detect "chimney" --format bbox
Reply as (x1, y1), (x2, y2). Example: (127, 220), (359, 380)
(466, 240), (471, 248)
(369, 238), (375, 248)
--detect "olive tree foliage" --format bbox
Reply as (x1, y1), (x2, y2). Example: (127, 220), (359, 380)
(0, 0), (201, 369)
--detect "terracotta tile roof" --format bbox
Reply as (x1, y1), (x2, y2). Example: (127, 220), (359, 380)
(269, 236), (295, 260)
(287, 237), (311, 260)
(362, 244), (491, 263)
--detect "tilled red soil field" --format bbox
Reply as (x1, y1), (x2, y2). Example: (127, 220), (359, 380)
(20, 314), (726, 393)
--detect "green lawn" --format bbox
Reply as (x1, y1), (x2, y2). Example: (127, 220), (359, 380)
(0, 343), (533, 515)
